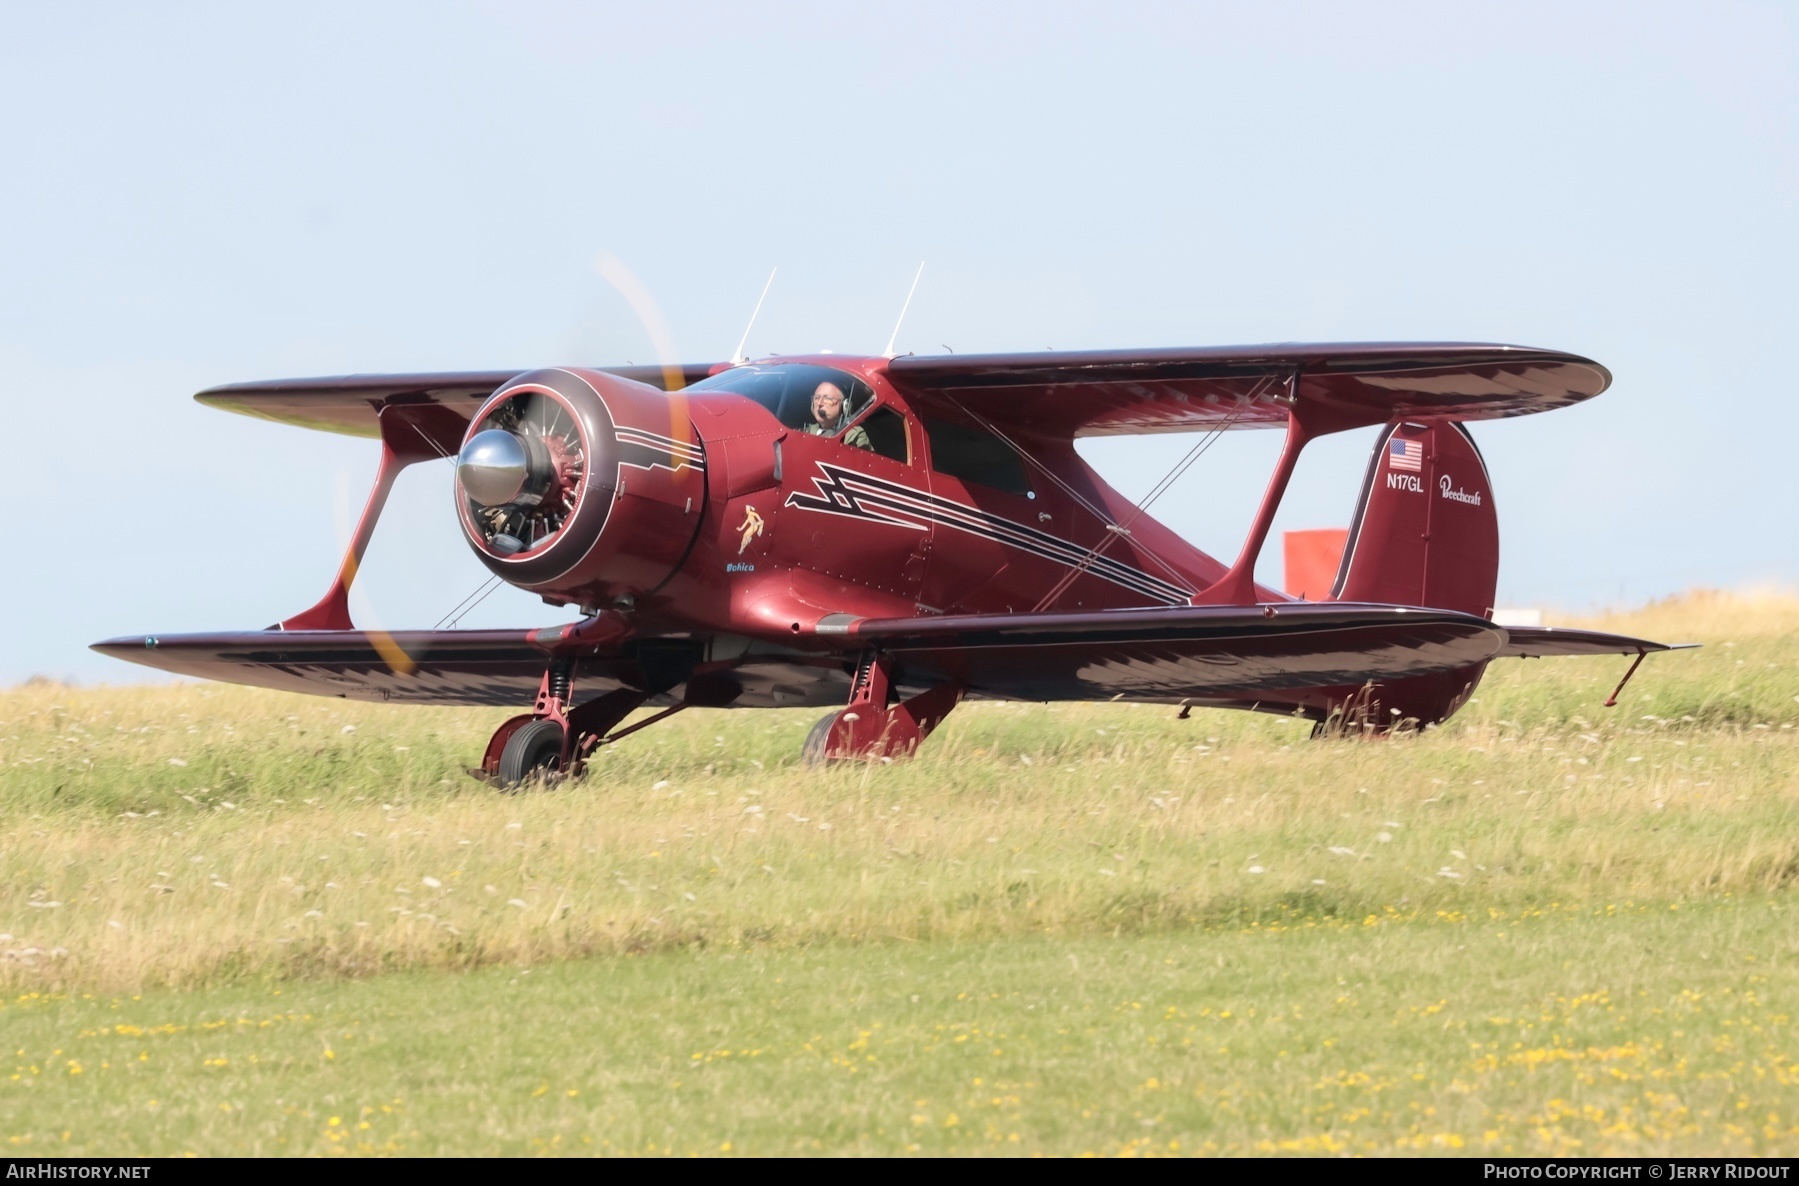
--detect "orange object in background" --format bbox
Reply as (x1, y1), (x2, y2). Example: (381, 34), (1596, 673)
(1283, 529), (1348, 600)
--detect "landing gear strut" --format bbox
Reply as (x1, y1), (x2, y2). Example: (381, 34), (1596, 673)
(803, 651), (963, 764)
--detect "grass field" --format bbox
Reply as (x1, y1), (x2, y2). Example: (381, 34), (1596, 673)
(3, 589), (1797, 1155)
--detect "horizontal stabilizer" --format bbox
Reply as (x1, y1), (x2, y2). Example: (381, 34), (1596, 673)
(1497, 626), (1692, 658)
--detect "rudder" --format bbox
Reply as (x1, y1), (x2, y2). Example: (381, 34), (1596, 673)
(1332, 421), (1498, 617)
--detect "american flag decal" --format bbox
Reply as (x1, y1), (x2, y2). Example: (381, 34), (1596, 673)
(1387, 438), (1423, 472)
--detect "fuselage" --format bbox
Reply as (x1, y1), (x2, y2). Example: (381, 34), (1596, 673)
(453, 354), (1282, 648)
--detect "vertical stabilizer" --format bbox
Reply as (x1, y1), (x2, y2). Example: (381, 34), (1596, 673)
(1333, 422), (1499, 618)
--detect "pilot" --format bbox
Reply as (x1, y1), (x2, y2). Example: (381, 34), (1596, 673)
(802, 381), (871, 450)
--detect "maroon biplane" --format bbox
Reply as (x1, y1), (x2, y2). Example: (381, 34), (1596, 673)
(95, 344), (1680, 784)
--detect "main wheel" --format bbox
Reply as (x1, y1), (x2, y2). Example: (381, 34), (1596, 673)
(801, 710), (843, 767)
(497, 718), (565, 788)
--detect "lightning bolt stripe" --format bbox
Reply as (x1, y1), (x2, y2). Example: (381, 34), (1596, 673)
(785, 462), (1192, 605)
(614, 426), (707, 473)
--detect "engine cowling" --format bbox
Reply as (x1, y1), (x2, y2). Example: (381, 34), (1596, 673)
(454, 368), (707, 609)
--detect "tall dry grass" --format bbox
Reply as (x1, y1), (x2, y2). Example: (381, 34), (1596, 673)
(2, 590), (1795, 993)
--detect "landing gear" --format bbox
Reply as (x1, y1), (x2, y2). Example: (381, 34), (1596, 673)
(476, 659), (650, 788)
(475, 650), (958, 784)
(803, 651), (963, 765)
(476, 654), (742, 789)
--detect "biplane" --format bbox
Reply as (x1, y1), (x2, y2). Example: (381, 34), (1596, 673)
(94, 343), (1682, 785)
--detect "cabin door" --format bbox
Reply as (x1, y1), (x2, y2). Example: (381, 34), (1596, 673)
(778, 401), (933, 612)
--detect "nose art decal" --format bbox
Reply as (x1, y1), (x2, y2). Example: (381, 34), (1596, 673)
(736, 506), (766, 554)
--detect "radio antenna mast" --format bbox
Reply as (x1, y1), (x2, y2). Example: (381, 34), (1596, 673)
(731, 267), (777, 365)
(882, 261), (925, 357)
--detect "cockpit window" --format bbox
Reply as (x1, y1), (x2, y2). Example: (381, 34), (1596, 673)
(925, 419), (1034, 497)
(688, 364), (875, 436)
(856, 406), (909, 463)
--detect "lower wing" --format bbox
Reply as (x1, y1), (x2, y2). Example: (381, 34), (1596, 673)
(91, 629), (848, 709)
(91, 607), (1678, 709)
(849, 602), (1510, 702)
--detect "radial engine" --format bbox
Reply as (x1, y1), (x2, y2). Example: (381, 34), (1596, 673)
(453, 368), (707, 611)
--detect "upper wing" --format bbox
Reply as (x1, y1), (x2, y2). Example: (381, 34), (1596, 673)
(887, 342), (1611, 437)
(848, 602), (1507, 702)
(195, 364), (724, 439)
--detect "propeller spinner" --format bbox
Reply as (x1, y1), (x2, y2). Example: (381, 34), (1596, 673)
(457, 428), (547, 508)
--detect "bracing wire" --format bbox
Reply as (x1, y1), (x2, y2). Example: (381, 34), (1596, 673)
(945, 373), (1273, 611)
(433, 575), (503, 630)
(1027, 392), (1257, 614)
(943, 391), (1204, 602)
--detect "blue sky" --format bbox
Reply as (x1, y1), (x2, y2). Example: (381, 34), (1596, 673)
(2, 1), (1794, 682)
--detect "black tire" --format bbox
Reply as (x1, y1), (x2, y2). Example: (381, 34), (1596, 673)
(497, 718), (565, 788)
(801, 710), (843, 767)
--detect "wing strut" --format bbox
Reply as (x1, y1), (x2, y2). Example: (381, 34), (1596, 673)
(1189, 377), (1374, 607)
(275, 403), (462, 636)
(1190, 373), (1306, 606)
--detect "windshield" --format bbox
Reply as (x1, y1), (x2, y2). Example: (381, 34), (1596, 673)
(688, 363), (875, 434)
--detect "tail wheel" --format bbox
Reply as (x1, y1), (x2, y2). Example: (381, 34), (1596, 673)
(497, 718), (565, 788)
